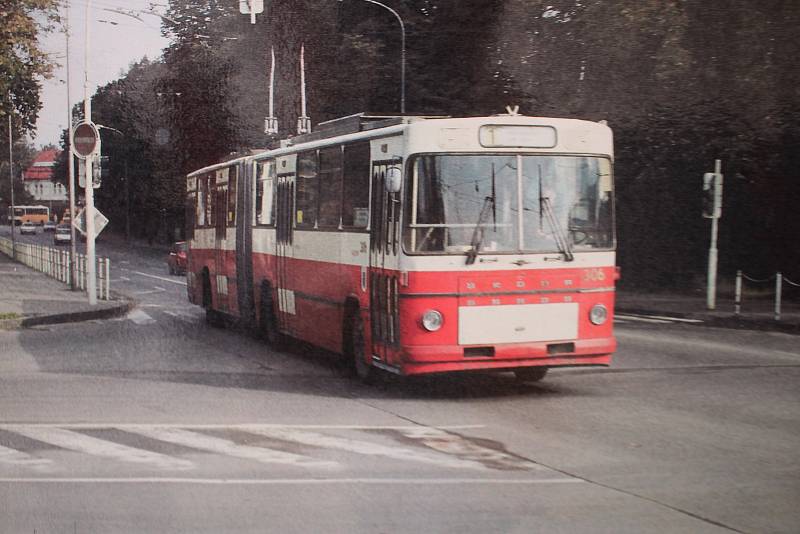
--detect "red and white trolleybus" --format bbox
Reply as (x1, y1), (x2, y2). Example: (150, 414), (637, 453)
(185, 113), (617, 382)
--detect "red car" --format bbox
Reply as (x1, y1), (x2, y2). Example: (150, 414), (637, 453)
(167, 241), (188, 275)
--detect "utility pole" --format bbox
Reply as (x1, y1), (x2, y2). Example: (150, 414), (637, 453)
(65, 0), (78, 289)
(7, 115), (16, 260)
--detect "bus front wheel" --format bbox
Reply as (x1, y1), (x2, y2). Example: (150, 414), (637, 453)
(514, 367), (548, 383)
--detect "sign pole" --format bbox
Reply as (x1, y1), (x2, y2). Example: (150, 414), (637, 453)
(7, 115), (15, 261)
(83, 0), (97, 305)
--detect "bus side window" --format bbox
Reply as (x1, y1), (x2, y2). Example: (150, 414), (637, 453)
(255, 160), (276, 226)
(318, 146), (343, 228)
(208, 174), (216, 228)
(197, 175), (207, 227)
(296, 150), (318, 228)
(227, 167), (237, 227)
(342, 142), (370, 228)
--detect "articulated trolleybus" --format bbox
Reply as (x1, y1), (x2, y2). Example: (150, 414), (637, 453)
(186, 113), (616, 382)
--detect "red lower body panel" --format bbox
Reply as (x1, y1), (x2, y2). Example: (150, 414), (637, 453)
(399, 337), (615, 375)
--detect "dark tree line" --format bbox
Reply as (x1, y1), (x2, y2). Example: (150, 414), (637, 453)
(56, 0), (800, 289)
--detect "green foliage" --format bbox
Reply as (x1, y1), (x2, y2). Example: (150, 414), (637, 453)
(76, 0), (799, 284)
(0, 0), (60, 134)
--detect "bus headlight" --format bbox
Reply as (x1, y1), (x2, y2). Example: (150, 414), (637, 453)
(421, 310), (444, 331)
(589, 304), (608, 325)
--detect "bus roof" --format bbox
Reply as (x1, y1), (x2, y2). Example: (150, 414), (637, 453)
(187, 114), (612, 177)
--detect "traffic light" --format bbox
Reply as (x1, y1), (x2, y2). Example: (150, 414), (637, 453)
(702, 173), (715, 218)
(702, 172), (723, 219)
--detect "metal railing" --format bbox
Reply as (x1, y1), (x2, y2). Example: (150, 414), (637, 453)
(0, 237), (111, 300)
(734, 270), (799, 322)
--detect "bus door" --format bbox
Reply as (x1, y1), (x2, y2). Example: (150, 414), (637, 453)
(274, 172), (295, 335)
(235, 161), (254, 326)
(368, 160), (402, 366)
(214, 169), (231, 313)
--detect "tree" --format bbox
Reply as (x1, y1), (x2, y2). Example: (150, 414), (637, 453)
(0, 0), (60, 135)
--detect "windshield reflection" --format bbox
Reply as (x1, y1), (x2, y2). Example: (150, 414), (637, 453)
(403, 154), (613, 255)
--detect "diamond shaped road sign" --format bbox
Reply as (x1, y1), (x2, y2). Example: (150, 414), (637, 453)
(72, 208), (109, 240)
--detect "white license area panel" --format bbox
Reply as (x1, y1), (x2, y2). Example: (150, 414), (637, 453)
(458, 303), (579, 345)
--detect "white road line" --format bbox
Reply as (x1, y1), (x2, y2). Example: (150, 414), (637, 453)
(247, 427), (489, 470)
(2, 426), (192, 471)
(633, 313), (704, 324)
(614, 314), (672, 324)
(0, 477), (583, 485)
(131, 427), (337, 468)
(397, 427), (541, 470)
(4, 424), (486, 431)
(126, 309), (156, 325)
(0, 445), (53, 470)
(132, 288), (166, 296)
(131, 271), (187, 286)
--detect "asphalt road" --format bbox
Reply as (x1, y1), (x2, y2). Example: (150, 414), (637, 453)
(1, 231), (798, 533)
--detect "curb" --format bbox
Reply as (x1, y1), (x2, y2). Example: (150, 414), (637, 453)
(617, 306), (800, 335)
(8, 296), (136, 329)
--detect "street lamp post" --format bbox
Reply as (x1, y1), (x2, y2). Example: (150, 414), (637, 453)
(65, 0), (79, 289)
(251, 1), (407, 114)
(341, 0), (406, 113)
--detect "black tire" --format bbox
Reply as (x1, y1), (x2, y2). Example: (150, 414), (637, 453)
(259, 284), (284, 348)
(201, 270), (223, 327)
(514, 367), (548, 383)
(348, 311), (377, 384)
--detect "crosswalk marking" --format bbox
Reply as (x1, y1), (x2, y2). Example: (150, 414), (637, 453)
(130, 427), (337, 468)
(246, 427), (491, 470)
(0, 424), (540, 475)
(3, 426), (193, 471)
(396, 427), (541, 471)
(0, 444), (53, 470)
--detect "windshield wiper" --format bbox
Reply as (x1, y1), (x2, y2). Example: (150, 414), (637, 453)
(538, 167), (574, 261)
(466, 166), (497, 265)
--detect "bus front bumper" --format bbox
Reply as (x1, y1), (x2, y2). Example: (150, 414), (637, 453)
(397, 337), (615, 376)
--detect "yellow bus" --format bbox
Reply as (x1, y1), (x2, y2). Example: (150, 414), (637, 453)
(8, 205), (50, 226)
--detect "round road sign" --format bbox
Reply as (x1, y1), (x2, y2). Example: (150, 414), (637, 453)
(71, 122), (99, 158)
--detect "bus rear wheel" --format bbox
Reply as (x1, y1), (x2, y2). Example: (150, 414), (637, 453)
(514, 367), (548, 383)
(259, 283), (284, 349)
(201, 269), (223, 327)
(348, 312), (376, 384)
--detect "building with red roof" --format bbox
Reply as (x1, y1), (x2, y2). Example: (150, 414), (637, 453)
(22, 149), (67, 202)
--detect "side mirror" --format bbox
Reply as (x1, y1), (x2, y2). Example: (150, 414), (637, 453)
(385, 166), (402, 194)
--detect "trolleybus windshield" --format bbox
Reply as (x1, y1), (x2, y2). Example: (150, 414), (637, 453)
(404, 154), (613, 255)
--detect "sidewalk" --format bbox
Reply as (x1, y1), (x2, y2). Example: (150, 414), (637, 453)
(0, 253), (131, 329)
